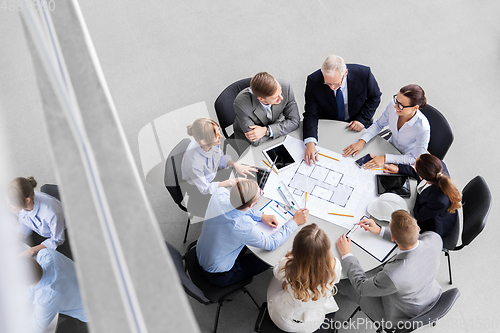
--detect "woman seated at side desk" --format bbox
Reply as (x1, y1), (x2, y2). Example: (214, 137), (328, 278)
(267, 223), (341, 333)
(181, 118), (256, 210)
(7, 177), (67, 257)
(343, 84), (430, 168)
(384, 153), (461, 237)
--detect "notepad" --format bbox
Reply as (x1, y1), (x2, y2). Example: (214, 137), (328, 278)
(257, 200), (294, 236)
(347, 223), (397, 262)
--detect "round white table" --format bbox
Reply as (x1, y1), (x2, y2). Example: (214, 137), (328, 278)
(236, 120), (417, 277)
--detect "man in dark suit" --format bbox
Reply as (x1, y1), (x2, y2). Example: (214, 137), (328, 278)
(303, 55), (381, 164)
(336, 210), (442, 329)
(233, 72), (300, 153)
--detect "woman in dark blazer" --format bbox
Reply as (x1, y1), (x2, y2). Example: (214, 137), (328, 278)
(384, 153), (461, 237)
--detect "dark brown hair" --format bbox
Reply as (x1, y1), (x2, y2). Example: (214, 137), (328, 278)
(415, 154), (461, 213)
(282, 223), (337, 302)
(390, 210), (419, 248)
(250, 72), (278, 98)
(7, 177), (37, 209)
(400, 84), (427, 108)
(230, 179), (259, 210)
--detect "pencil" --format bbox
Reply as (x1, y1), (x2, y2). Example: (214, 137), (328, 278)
(328, 213), (354, 217)
(318, 153), (339, 161)
(262, 159), (279, 175)
(304, 192), (308, 208)
(370, 168), (385, 171)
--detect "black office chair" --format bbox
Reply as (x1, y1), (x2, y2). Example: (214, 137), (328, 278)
(164, 138), (206, 243)
(40, 184), (61, 200)
(420, 104), (454, 160)
(214, 78), (252, 155)
(442, 175), (491, 284)
(166, 241), (260, 333)
(346, 288), (460, 333)
(254, 302), (337, 333)
(377, 104), (453, 160)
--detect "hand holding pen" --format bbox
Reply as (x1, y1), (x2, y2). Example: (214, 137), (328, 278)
(357, 218), (382, 235)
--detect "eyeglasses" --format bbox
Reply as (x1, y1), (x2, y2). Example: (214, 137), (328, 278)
(324, 74), (345, 88)
(393, 94), (416, 110)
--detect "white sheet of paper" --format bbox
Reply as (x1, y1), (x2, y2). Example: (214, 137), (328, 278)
(263, 136), (382, 229)
(347, 225), (397, 262)
(256, 200), (293, 236)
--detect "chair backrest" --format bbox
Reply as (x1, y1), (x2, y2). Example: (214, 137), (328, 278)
(419, 104), (454, 160)
(164, 138), (191, 208)
(40, 184), (61, 201)
(403, 288), (460, 332)
(459, 176), (491, 248)
(165, 242), (209, 304)
(214, 78), (252, 138)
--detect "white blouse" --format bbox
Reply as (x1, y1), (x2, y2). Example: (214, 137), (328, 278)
(16, 191), (66, 250)
(181, 139), (232, 195)
(267, 255), (342, 333)
(359, 100), (430, 165)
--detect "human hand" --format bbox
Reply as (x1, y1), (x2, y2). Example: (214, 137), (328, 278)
(346, 120), (364, 132)
(233, 163), (257, 178)
(363, 155), (385, 169)
(292, 208), (309, 225)
(342, 140), (366, 157)
(336, 234), (352, 257)
(21, 247), (35, 257)
(220, 177), (245, 188)
(261, 214), (279, 228)
(245, 125), (267, 142)
(358, 218), (382, 235)
(304, 142), (318, 166)
(383, 164), (399, 174)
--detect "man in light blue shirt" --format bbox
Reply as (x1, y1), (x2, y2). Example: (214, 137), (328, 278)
(27, 248), (87, 333)
(197, 178), (308, 286)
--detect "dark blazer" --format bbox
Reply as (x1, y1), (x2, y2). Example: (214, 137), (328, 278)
(398, 163), (458, 237)
(303, 64), (382, 141)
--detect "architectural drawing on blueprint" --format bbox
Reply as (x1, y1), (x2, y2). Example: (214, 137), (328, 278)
(288, 160), (354, 208)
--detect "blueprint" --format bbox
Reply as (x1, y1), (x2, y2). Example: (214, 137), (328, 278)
(263, 136), (382, 229)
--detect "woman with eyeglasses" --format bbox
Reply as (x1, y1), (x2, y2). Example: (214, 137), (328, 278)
(342, 84), (430, 168)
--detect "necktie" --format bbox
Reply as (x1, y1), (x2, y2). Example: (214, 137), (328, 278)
(266, 106), (273, 121)
(336, 87), (345, 121)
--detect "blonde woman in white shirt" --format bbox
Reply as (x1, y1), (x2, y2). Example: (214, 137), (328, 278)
(343, 84), (430, 168)
(181, 118), (256, 209)
(267, 223), (341, 333)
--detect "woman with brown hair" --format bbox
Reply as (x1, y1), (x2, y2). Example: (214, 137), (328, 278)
(384, 153), (461, 237)
(7, 177), (67, 257)
(267, 223), (341, 332)
(343, 84), (430, 168)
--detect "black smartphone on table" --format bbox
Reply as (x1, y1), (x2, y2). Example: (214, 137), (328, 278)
(355, 153), (372, 168)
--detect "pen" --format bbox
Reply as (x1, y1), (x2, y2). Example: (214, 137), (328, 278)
(328, 213), (354, 217)
(318, 153), (339, 161)
(262, 159), (278, 175)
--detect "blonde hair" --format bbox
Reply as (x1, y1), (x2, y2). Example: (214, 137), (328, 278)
(7, 177), (37, 209)
(390, 210), (419, 248)
(186, 118), (219, 145)
(282, 224), (337, 302)
(321, 54), (347, 76)
(230, 178), (259, 210)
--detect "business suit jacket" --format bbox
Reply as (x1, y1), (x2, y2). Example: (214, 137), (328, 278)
(303, 64), (381, 141)
(342, 231), (442, 325)
(233, 79), (299, 150)
(398, 163), (458, 237)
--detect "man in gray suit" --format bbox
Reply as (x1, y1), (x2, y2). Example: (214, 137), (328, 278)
(336, 210), (442, 329)
(233, 72), (299, 152)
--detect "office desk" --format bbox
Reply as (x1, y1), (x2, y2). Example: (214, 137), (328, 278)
(237, 120), (417, 277)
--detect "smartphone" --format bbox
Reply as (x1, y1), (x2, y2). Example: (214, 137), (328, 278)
(355, 154), (372, 168)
